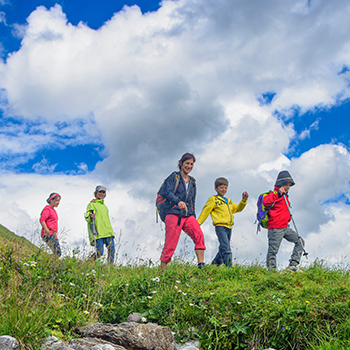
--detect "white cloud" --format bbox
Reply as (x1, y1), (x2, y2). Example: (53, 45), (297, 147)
(0, 0), (349, 267)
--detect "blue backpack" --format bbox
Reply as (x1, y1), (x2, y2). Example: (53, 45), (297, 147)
(156, 172), (180, 222)
(256, 191), (274, 233)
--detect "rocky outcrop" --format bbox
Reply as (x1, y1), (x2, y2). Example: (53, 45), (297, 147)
(0, 335), (19, 350)
(79, 322), (176, 350)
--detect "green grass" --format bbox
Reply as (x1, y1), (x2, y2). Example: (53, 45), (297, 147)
(1, 226), (350, 349)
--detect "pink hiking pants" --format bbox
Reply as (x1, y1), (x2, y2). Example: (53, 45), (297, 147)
(160, 214), (206, 263)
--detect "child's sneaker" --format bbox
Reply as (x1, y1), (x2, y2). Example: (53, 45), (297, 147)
(198, 262), (205, 269)
(285, 265), (298, 272)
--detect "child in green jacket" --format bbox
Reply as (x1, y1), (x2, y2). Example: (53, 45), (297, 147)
(85, 185), (115, 264)
(197, 178), (248, 267)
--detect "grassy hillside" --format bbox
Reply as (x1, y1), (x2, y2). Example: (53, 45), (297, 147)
(0, 223), (39, 255)
(1, 224), (350, 350)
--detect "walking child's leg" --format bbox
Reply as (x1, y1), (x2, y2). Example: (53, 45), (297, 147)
(95, 238), (104, 259)
(105, 237), (115, 264)
(284, 227), (304, 267)
(266, 228), (284, 270)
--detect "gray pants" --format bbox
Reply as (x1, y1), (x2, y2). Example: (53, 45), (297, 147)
(266, 226), (305, 270)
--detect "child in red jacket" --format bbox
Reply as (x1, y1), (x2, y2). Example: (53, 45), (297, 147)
(263, 171), (305, 271)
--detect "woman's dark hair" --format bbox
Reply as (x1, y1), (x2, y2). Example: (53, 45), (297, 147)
(178, 153), (196, 170)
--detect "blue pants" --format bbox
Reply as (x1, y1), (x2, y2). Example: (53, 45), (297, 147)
(211, 226), (232, 267)
(42, 235), (61, 257)
(90, 237), (115, 264)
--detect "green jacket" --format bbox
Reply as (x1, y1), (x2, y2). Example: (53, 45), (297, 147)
(85, 199), (114, 245)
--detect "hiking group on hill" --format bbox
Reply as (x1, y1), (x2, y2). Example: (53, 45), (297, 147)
(40, 152), (306, 271)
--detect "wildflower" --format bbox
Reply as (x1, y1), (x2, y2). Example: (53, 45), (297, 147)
(189, 303), (194, 306)
(147, 296), (153, 299)
(182, 292), (187, 295)
(91, 270), (96, 274)
(208, 277), (213, 281)
(282, 327), (285, 330)
(152, 291), (157, 294)
(70, 282), (75, 286)
(141, 317), (147, 323)
(126, 284), (129, 286)
(83, 311), (89, 314)
(189, 275), (193, 278)
(37, 276), (41, 278)
(82, 294), (87, 298)
(210, 292), (214, 295)
(305, 300), (310, 304)
(23, 263), (28, 266)
(176, 280), (181, 283)
(178, 290), (182, 294)
(301, 330), (303, 333)
(237, 302), (242, 304)
(152, 277), (160, 282)
(174, 286), (178, 289)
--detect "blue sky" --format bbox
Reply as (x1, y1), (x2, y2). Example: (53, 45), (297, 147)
(0, 0), (350, 267)
(0, 0), (162, 174)
(0, 0), (349, 175)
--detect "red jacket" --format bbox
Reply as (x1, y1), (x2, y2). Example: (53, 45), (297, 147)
(262, 186), (291, 229)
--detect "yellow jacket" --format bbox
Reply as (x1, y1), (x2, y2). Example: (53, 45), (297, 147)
(197, 195), (247, 229)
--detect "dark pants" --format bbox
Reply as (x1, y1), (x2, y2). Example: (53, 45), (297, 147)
(212, 226), (232, 267)
(266, 226), (305, 270)
(42, 235), (61, 257)
(90, 237), (115, 264)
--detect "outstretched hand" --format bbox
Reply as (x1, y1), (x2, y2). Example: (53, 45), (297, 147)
(242, 191), (249, 201)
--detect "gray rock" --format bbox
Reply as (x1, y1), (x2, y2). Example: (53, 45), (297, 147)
(69, 338), (125, 350)
(80, 322), (176, 350)
(41, 336), (63, 350)
(91, 345), (116, 350)
(175, 340), (201, 350)
(0, 336), (19, 350)
(126, 313), (141, 323)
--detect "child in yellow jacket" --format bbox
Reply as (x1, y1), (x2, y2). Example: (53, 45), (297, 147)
(197, 177), (248, 266)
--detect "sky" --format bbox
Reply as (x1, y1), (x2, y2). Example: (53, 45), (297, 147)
(0, 0), (350, 269)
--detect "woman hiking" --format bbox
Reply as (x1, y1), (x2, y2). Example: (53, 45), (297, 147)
(159, 153), (206, 272)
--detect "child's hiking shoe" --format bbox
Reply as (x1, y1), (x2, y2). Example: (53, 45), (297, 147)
(198, 262), (205, 269)
(285, 265), (298, 272)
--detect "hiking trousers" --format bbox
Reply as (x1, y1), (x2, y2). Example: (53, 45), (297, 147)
(160, 214), (206, 263)
(90, 237), (115, 264)
(266, 226), (304, 270)
(42, 234), (61, 257)
(212, 226), (232, 267)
